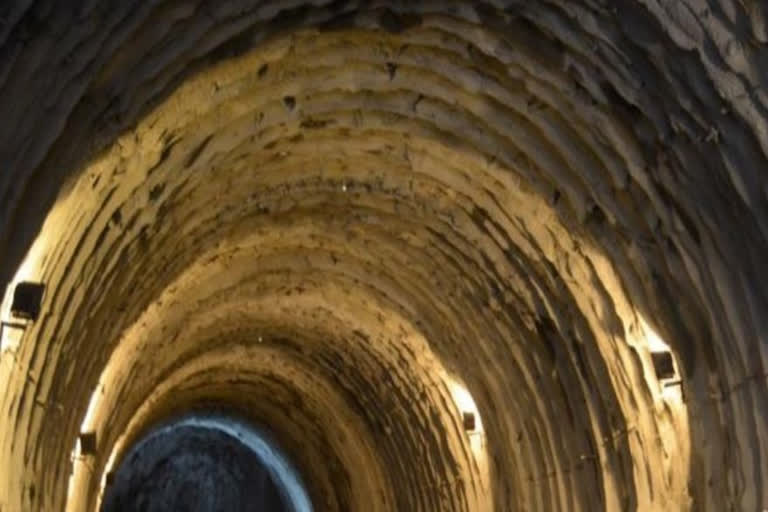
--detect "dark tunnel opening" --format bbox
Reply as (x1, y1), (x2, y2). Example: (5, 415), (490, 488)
(101, 414), (308, 512)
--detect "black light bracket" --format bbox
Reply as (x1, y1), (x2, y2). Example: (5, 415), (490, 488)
(651, 351), (677, 381)
(79, 431), (98, 456)
(462, 411), (476, 432)
(1, 281), (45, 352)
(11, 282), (45, 321)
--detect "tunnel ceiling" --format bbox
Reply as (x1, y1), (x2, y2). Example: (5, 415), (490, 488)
(0, 1), (767, 511)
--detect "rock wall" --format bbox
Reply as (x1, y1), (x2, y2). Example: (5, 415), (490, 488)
(101, 421), (287, 512)
(0, 1), (766, 511)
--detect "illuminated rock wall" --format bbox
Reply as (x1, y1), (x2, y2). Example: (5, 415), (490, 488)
(0, 2), (766, 511)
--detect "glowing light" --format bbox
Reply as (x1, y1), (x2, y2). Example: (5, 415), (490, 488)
(1, 269), (36, 355)
(445, 374), (490, 506)
(640, 316), (672, 354)
(638, 316), (682, 401)
(0, 220), (54, 354)
(446, 375), (486, 461)
(448, 379), (484, 434)
(63, 373), (113, 511)
(81, 382), (106, 437)
(0, 325), (23, 354)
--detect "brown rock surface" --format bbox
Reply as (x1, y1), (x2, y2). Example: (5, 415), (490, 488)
(0, 2), (766, 511)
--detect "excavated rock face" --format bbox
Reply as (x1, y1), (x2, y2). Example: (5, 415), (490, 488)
(0, 1), (766, 511)
(100, 417), (290, 512)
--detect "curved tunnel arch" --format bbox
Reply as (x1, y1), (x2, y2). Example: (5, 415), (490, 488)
(0, 2), (766, 511)
(99, 413), (309, 512)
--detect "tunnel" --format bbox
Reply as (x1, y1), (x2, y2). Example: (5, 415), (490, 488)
(0, 1), (766, 511)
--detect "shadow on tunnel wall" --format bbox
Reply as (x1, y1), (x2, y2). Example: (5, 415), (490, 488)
(1, 2), (766, 511)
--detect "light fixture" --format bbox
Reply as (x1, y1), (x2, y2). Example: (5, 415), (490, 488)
(79, 431), (97, 456)
(462, 411), (476, 432)
(10, 281), (45, 321)
(447, 376), (485, 440)
(651, 351), (676, 380)
(1, 281), (45, 352)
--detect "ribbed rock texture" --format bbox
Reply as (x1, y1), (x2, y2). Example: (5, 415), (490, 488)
(0, 1), (766, 511)
(100, 422), (287, 512)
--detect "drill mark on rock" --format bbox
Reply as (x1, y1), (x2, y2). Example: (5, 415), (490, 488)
(386, 62), (397, 80)
(300, 118), (334, 129)
(111, 208), (122, 227)
(147, 139), (180, 176)
(149, 182), (166, 202)
(185, 135), (213, 168)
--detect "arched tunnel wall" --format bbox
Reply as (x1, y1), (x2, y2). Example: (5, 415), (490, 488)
(99, 415), (293, 512)
(0, 1), (766, 511)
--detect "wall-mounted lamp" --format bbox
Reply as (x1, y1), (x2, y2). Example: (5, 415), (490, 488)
(651, 351), (676, 380)
(79, 431), (97, 456)
(11, 282), (45, 321)
(462, 411), (476, 432)
(1, 281), (45, 351)
(650, 347), (684, 401)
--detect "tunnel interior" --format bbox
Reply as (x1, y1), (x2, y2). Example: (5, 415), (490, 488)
(100, 413), (297, 512)
(0, 1), (767, 511)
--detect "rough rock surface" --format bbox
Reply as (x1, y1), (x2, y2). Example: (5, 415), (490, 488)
(0, 1), (766, 511)
(100, 422), (287, 512)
